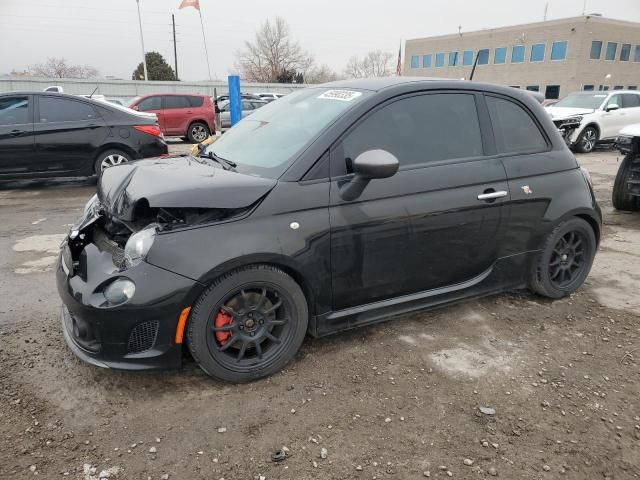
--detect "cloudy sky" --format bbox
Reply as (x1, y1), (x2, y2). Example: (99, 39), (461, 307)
(1, 0), (639, 81)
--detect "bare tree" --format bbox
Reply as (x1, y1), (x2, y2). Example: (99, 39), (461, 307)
(344, 50), (394, 78)
(304, 64), (341, 84)
(236, 17), (313, 83)
(29, 57), (99, 79)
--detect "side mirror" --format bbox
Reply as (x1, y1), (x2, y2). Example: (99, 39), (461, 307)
(131, 105), (139, 111)
(339, 149), (399, 201)
(606, 103), (620, 112)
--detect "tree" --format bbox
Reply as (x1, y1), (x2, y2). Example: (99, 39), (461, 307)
(132, 52), (176, 81)
(28, 57), (98, 79)
(344, 50), (394, 78)
(236, 17), (313, 83)
(304, 64), (341, 84)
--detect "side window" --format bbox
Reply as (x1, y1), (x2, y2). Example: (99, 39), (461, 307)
(39, 97), (97, 123)
(187, 96), (204, 107)
(241, 100), (254, 110)
(621, 94), (640, 108)
(485, 96), (547, 154)
(0, 96), (29, 125)
(138, 96), (161, 111)
(164, 96), (190, 109)
(339, 93), (484, 171)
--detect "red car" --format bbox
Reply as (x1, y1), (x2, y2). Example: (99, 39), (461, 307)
(128, 93), (215, 143)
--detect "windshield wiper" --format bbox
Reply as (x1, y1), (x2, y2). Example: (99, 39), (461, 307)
(199, 151), (237, 171)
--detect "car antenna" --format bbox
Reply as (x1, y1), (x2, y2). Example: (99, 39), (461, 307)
(88, 86), (99, 98)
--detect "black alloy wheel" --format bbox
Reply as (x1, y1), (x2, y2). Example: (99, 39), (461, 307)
(529, 217), (596, 299)
(187, 265), (308, 383)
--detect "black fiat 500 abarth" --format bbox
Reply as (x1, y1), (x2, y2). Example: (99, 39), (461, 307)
(57, 78), (601, 383)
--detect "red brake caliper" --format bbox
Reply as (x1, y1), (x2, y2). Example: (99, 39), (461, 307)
(214, 310), (233, 346)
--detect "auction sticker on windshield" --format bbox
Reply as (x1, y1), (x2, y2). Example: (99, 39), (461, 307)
(318, 90), (363, 102)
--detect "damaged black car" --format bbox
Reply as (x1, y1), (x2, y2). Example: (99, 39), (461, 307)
(57, 78), (601, 382)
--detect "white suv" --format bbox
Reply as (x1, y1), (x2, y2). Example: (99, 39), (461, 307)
(546, 90), (640, 153)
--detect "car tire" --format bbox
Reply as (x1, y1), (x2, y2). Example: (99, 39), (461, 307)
(574, 126), (598, 153)
(529, 217), (597, 299)
(94, 149), (132, 176)
(187, 265), (308, 383)
(612, 154), (640, 211)
(187, 122), (210, 143)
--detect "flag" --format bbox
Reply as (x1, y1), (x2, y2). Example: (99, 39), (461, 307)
(396, 43), (402, 76)
(179, 0), (200, 10)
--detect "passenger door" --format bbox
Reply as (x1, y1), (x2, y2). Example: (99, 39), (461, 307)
(162, 96), (192, 135)
(34, 96), (107, 173)
(600, 93), (626, 139)
(329, 92), (509, 312)
(0, 95), (35, 175)
(136, 96), (164, 131)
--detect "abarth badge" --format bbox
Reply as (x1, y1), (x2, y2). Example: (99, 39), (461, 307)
(521, 185), (533, 195)
(290, 222), (300, 230)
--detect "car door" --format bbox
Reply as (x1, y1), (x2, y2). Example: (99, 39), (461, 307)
(0, 95), (36, 175)
(162, 95), (191, 135)
(329, 91), (508, 312)
(621, 93), (640, 128)
(600, 93), (626, 139)
(34, 95), (107, 173)
(136, 96), (164, 132)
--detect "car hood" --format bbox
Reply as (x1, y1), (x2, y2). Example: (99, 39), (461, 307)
(545, 106), (596, 119)
(97, 156), (277, 221)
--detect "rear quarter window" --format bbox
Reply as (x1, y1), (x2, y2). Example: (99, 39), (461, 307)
(188, 96), (204, 107)
(485, 95), (548, 154)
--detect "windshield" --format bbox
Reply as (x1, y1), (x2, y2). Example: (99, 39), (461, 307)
(206, 87), (370, 178)
(554, 93), (608, 110)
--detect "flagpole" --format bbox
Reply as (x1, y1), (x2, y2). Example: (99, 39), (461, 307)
(135, 0), (148, 80)
(198, 9), (212, 80)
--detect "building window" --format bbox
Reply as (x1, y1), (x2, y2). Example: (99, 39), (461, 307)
(635, 46), (640, 63)
(590, 41), (603, 59)
(511, 45), (525, 63)
(629, 86), (638, 90)
(599, 85), (610, 91)
(530, 43), (545, 62)
(550, 41), (567, 60)
(477, 49), (490, 65)
(423, 54), (432, 68)
(614, 85), (624, 90)
(545, 85), (560, 99)
(435, 53), (445, 68)
(494, 47), (507, 64)
(526, 85), (539, 91)
(583, 85), (595, 91)
(605, 42), (617, 60)
(509, 85), (521, 89)
(410, 55), (419, 69)
(448, 51), (459, 67)
(462, 50), (474, 66)
(620, 43), (631, 61)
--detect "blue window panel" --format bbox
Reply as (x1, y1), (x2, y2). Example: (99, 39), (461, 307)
(435, 53), (445, 67)
(448, 51), (459, 66)
(550, 41), (567, 60)
(605, 42), (617, 60)
(635, 46), (640, 62)
(477, 49), (490, 65)
(590, 41), (602, 59)
(620, 43), (631, 61)
(530, 43), (545, 62)
(422, 54), (432, 68)
(410, 55), (419, 69)
(511, 45), (525, 63)
(583, 84), (594, 91)
(526, 85), (539, 91)
(462, 50), (474, 66)
(494, 47), (507, 64)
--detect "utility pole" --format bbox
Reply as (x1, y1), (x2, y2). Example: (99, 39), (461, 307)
(172, 14), (179, 81)
(135, 0), (148, 80)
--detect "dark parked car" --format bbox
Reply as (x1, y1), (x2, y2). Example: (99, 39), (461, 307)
(57, 78), (601, 383)
(128, 93), (215, 143)
(0, 92), (167, 178)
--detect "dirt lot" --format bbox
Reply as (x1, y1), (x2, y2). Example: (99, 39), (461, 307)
(1, 144), (639, 480)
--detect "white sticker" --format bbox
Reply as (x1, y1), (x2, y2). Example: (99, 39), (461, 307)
(318, 90), (362, 102)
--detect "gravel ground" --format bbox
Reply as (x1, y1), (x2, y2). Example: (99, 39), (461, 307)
(0, 144), (638, 480)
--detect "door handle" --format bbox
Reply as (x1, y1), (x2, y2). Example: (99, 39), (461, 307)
(9, 129), (25, 136)
(477, 190), (508, 201)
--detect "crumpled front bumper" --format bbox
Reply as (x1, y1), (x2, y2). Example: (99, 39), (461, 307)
(56, 241), (199, 371)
